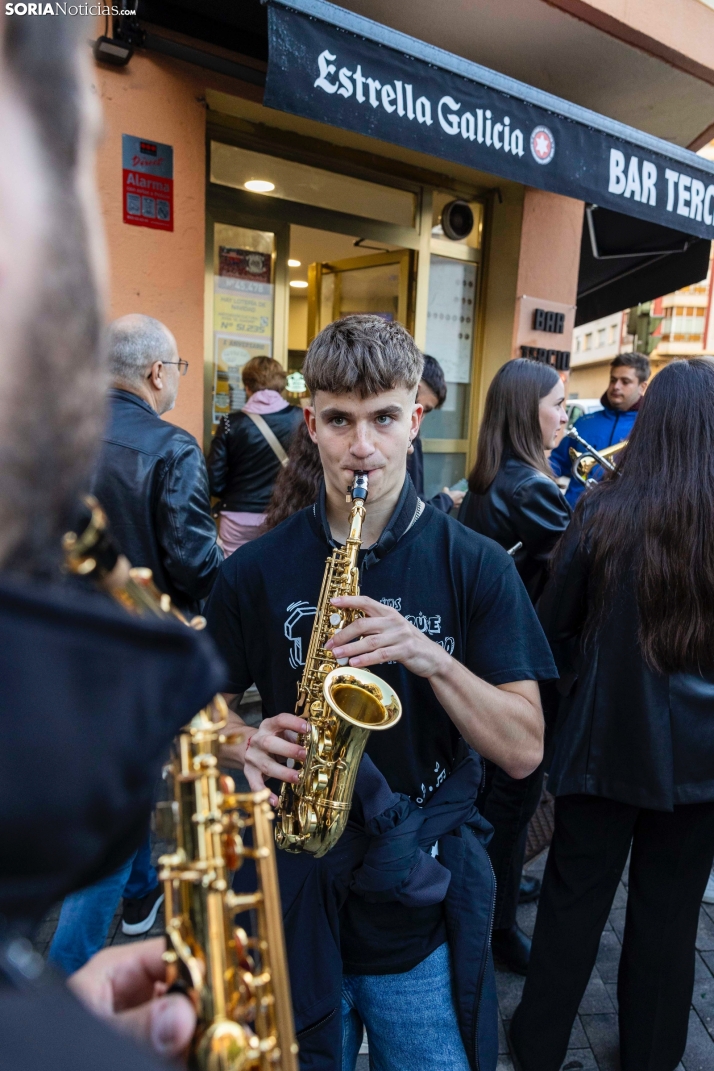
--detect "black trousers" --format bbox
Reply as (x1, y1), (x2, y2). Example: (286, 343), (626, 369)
(481, 759), (545, 929)
(510, 794), (714, 1071)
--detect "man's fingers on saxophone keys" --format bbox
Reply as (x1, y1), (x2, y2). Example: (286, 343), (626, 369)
(246, 747), (300, 785)
(246, 732), (306, 772)
(263, 713), (309, 735)
(325, 615), (386, 652)
(244, 764), (281, 808)
(331, 595), (391, 616)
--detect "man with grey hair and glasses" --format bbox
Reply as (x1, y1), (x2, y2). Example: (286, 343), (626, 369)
(93, 312), (222, 616)
(49, 311), (223, 968)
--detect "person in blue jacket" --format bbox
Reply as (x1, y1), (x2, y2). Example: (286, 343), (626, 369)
(549, 352), (650, 506)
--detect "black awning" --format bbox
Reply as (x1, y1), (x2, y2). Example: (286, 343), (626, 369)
(264, 0), (714, 242)
(576, 207), (711, 325)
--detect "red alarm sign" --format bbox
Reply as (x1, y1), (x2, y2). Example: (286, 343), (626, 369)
(122, 134), (174, 232)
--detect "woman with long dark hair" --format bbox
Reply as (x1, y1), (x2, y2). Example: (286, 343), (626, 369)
(458, 358), (569, 974)
(460, 357), (570, 600)
(510, 359), (714, 1071)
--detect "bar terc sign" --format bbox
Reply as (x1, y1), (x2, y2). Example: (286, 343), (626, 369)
(264, 0), (714, 242)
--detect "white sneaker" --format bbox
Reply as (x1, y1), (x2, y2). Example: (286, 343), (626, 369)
(703, 873), (714, 905)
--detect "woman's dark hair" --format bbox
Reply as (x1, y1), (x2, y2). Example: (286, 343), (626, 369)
(582, 358), (714, 674)
(264, 419), (323, 530)
(468, 359), (560, 494)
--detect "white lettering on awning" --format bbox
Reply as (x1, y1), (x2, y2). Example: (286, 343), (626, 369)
(313, 48), (525, 161)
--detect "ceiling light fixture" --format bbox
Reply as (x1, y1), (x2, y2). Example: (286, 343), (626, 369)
(244, 179), (275, 193)
(288, 259), (301, 267)
(290, 280), (308, 289)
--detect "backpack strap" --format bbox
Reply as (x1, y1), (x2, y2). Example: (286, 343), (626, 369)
(242, 410), (289, 466)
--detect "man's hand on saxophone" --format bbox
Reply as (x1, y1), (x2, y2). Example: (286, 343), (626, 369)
(325, 594), (544, 782)
(220, 702), (308, 807)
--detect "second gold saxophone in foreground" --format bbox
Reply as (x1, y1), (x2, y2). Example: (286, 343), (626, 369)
(63, 498), (298, 1071)
(276, 471), (402, 858)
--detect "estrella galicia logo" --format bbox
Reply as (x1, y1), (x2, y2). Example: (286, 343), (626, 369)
(530, 125), (555, 165)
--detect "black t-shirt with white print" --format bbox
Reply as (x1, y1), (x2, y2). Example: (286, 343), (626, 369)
(206, 476), (556, 974)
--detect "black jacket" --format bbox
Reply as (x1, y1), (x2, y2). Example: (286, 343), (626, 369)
(0, 571), (224, 1071)
(540, 511), (714, 810)
(406, 433), (453, 513)
(458, 454), (571, 603)
(92, 390), (223, 613)
(207, 405), (303, 512)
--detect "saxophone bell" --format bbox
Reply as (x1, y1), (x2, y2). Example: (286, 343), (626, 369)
(323, 666), (401, 729)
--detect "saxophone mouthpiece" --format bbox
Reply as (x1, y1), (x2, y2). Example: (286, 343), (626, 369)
(351, 472), (369, 502)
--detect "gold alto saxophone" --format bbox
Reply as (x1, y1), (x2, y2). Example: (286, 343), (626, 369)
(63, 496), (298, 1071)
(275, 472), (402, 858)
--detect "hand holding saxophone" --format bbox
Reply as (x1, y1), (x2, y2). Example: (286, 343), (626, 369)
(241, 713), (308, 806)
(69, 938), (196, 1060)
(228, 588), (443, 809)
(325, 594), (452, 678)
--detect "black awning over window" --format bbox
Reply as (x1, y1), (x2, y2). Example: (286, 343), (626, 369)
(576, 207), (711, 325)
(264, 0), (714, 243)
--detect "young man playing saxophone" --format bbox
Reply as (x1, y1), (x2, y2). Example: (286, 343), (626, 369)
(206, 315), (555, 1071)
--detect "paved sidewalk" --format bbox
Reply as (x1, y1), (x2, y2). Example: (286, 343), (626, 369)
(495, 850), (714, 1071)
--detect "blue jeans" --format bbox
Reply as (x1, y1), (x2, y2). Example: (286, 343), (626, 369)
(341, 943), (470, 1071)
(48, 837), (157, 974)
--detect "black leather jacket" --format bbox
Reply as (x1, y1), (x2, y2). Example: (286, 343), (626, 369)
(207, 405), (303, 513)
(92, 390), (223, 613)
(458, 453), (571, 603)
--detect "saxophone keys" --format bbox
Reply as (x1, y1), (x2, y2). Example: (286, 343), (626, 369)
(312, 769), (329, 792)
(298, 800), (318, 836)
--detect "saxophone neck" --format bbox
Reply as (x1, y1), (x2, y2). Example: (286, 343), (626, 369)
(345, 471), (369, 549)
(347, 499), (366, 547)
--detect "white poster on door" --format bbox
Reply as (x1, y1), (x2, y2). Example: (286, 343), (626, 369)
(424, 256), (476, 384)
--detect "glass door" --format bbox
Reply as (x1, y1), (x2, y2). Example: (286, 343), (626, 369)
(420, 254), (478, 497)
(307, 250), (413, 342)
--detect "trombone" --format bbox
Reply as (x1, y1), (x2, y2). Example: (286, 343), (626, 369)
(567, 428), (627, 486)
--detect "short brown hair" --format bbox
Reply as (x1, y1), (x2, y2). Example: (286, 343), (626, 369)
(242, 356), (287, 394)
(611, 352), (650, 383)
(303, 315), (424, 398)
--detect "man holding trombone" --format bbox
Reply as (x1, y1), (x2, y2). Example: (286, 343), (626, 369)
(549, 353), (650, 505)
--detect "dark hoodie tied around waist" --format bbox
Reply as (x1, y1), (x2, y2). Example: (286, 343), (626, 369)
(236, 747), (498, 1071)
